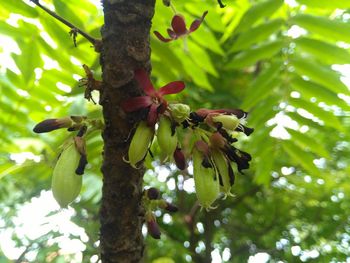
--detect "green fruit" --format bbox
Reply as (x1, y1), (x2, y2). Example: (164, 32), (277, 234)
(157, 116), (177, 161)
(193, 147), (220, 210)
(52, 142), (82, 208)
(128, 121), (154, 168)
(212, 114), (240, 131)
(212, 149), (234, 197)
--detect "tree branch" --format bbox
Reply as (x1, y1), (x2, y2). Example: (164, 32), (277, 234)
(30, 0), (101, 50)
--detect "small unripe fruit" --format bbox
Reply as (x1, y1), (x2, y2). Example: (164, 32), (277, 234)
(211, 114), (240, 131)
(128, 121), (154, 168)
(211, 149), (234, 196)
(157, 116), (177, 161)
(193, 147), (220, 210)
(52, 141), (82, 208)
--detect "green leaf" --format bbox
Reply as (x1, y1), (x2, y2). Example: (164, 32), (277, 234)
(296, 0), (350, 9)
(12, 39), (43, 84)
(291, 14), (350, 43)
(231, 19), (284, 52)
(291, 76), (350, 111)
(188, 41), (219, 77)
(290, 56), (348, 94)
(288, 98), (344, 132)
(294, 37), (350, 65)
(282, 140), (320, 176)
(234, 0), (284, 34)
(242, 61), (282, 109)
(53, 0), (85, 30)
(227, 40), (284, 69)
(151, 39), (185, 75)
(286, 112), (322, 130)
(285, 128), (329, 158)
(1, 1), (39, 18)
(254, 144), (274, 186)
(191, 28), (225, 55)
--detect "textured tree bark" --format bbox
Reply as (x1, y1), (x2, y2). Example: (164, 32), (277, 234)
(99, 1), (156, 262)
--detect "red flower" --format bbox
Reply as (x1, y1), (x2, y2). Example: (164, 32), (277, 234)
(154, 11), (208, 43)
(122, 69), (185, 126)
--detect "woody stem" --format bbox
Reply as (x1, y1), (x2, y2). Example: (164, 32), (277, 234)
(30, 0), (99, 45)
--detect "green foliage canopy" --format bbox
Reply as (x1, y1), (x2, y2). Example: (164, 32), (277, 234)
(0, 0), (350, 262)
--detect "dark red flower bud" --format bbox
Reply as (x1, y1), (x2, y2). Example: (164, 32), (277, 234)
(146, 187), (160, 200)
(33, 117), (73, 133)
(146, 217), (161, 239)
(164, 202), (178, 213)
(173, 147), (186, 170)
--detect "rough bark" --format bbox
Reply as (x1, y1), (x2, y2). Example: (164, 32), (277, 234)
(99, 1), (156, 262)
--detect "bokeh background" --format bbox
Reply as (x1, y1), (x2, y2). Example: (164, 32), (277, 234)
(1, 0), (350, 262)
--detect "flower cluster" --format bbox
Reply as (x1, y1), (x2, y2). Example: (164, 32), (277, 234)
(124, 70), (253, 213)
(143, 188), (178, 239)
(33, 116), (103, 207)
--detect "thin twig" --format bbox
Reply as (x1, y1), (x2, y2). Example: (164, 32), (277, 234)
(217, 0), (226, 8)
(30, 0), (100, 48)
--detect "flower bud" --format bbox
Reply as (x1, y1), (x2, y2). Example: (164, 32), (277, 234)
(146, 187), (160, 200)
(209, 132), (226, 149)
(146, 213), (161, 239)
(157, 116), (177, 161)
(169, 103), (190, 123)
(163, 0), (171, 6)
(33, 117), (73, 133)
(51, 141), (82, 208)
(173, 147), (187, 170)
(192, 146), (220, 210)
(211, 114), (240, 131)
(164, 202), (178, 213)
(128, 121), (154, 168)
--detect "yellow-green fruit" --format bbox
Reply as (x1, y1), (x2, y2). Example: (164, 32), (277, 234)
(52, 142), (82, 208)
(129, 121), (154, 168)
(157, 116), (177, 160)
(211, 149), (232, 196)
(193, 148), (220, 209)
(212, 114), (240, 131)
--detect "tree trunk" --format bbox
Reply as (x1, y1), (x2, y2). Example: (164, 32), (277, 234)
(99, 1), (156, 262)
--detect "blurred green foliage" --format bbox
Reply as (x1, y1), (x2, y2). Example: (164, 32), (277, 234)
(0, 0), (350, 262)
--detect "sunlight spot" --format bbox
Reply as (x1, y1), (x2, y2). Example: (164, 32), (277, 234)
(10, 152), (41, 164)
(56, 82), (72, 93)
(291, 245), (301, 256)
(299, 125), (309, 133)
(287, 25), (307, 39)
(40, 31), (57, 49)
(285, 0), (298, 7)
(211, 248), (222, 263)
(42, 54), (60, 70)
(248, 253), (270, 263)
(222, 248), (231, 261)
(304, 175), (312, 183)
(317, 179), (324, 185)
(162, 213), (172, 224)
(16, 89), (29, 97)
(281, 166), (295, 175)
(196, 222), (204, 234)
(45, 105), (52, 111)
(167, 178), (176, 191)
(183, 178), (195, 193)
(290, 91), (301, 98)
